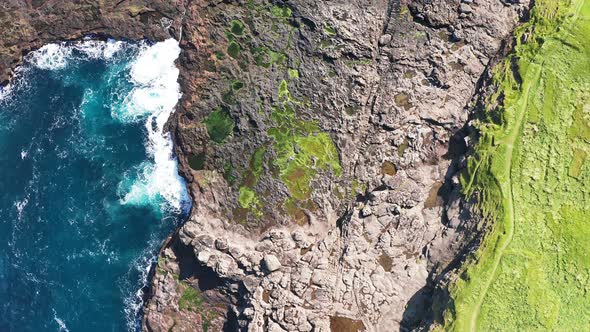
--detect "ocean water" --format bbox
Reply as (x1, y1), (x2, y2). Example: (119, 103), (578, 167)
(0, 39), (190, 331)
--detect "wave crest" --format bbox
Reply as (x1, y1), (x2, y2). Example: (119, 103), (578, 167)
(114, 39), (189, 213)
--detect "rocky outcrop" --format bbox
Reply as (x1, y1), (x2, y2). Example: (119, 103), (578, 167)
(0, 0), (531, 331)
(144, 0), (530, 331)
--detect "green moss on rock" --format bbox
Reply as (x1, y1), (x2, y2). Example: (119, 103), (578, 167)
(252, 46), (286, 68)
(238, 186), (263, 217)
(288, 68), (299, 79)
(323, 24), (337, 36)
(204, 108), (234, 143)
(230, 19), (245, 36)
(231, 80), (244, 91)
(223, 163), (236, 185)
(267, 80), (341, 201)
(227, 41), (241, 58)
(238, 187), (257, 208)
(270, 5), (292, 18)
(188, 152), (206, 170)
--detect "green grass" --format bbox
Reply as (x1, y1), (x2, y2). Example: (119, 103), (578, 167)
(438, 0), (590, 330)
(177, 283), (216, 332)
(178, 285), (204, 312)
(203, 107), (234, 143)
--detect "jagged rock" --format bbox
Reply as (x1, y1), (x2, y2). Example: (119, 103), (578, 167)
(378, 34), (392, 46)
(215, 238), (229, 252)
(459, 4), (473, 14)
(291, 231), (304, 242)
(262, 255), (282, 273)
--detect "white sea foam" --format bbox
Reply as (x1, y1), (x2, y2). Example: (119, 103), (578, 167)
(13, 39), (189, 331)
(29, 39), (128, 71)
(122, 251), (155, 331)
(14, 196), (29, 221)
(27, 38), (189, 212)
(115, 39), (189, 213)
(74, 39), (124, 59)
(113, 39), (181, 122)
(53, 310), (70, 332)
(30, 43), (72, 70)
(0, 84), (10, 100)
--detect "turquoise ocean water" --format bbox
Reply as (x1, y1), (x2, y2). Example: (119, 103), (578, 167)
(0, 39), (190, 331)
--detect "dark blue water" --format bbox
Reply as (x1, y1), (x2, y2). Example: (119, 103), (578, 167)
(0, 39), (190, 331)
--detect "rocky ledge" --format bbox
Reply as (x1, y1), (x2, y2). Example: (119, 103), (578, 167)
(1, 0), (530, 331)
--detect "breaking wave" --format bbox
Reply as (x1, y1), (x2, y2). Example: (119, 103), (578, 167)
(113, 39), (189, 213)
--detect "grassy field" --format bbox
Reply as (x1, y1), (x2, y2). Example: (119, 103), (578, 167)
(439, 0), (590, 330)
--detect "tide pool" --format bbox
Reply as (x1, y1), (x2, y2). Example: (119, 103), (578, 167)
(0, 38), (190, 331)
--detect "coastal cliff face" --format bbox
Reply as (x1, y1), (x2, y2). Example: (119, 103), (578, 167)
(1, 1), (529, 331)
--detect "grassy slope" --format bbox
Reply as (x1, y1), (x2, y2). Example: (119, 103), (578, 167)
(441, 0), (590, 330)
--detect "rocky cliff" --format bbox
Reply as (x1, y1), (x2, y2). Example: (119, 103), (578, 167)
(0, 0), (530, 331)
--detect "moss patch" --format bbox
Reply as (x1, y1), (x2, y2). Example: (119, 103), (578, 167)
(252, 46), (287, 68)
(270, 5), (292, 18)
(238, 186), (262, 217)
(227, 41), (241, 58)
(231, 80), (244, 91)
(242, 147), (266, 187)
(230, 19), (245, 36)
(323, 24), (337, 37)
(288, 68), (300, 79)
(204, 107), (234, 143)
(268, 81), (341, 202)
(223, 162), (236, 185)
(178, 285), (204, 312)
(238, 187), (258, 209)
(188, 152), (206, 171)
(177, 283), (217, 332)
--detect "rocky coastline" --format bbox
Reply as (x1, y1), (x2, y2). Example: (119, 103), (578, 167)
(0, 1), (531, 331)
